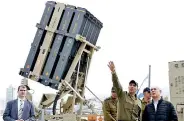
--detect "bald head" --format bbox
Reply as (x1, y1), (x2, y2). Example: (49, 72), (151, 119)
(150, 86), (161, 100)
(151, 86), (162, 92)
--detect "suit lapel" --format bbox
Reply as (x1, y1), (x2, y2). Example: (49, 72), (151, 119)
(14, 99), (18, 119)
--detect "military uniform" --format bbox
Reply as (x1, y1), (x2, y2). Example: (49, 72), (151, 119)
(141, 98), (146, 113)
(140, 98), (147, 121)
(112, 72), (142, 121)
(141, 87), (151, 113)
(103, 96), (118, 121)
(141, 98), (150, 113)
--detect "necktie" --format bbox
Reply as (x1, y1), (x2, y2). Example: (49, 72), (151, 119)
(18, 100), (23, 119)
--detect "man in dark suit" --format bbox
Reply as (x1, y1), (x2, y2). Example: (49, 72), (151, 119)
(3, 85), (35, 121)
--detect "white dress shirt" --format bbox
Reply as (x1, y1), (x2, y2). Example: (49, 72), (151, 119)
(153, 100), (158, 111)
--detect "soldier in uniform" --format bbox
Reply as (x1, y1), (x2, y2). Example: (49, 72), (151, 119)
(108, 61), (142, 121)
(141, 87), (151, 112)
(103, 87), (118, 121)
(140, 87), (151, 120)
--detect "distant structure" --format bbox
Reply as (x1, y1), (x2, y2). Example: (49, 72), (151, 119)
(0, 99), (5, 116)
(168, 60), (184, 121)
(6, 85), (16, 103)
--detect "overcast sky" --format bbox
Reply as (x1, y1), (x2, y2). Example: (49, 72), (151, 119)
(0, 0), (184, 102)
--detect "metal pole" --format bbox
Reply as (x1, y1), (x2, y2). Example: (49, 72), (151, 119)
(63, 80), (85, 101)
(39, 109), (45, 121)
(71, 58), (81, 112)
(78, 56), (90, 120)
(85, 86), (102, 103)
(148, 65), (151, 88)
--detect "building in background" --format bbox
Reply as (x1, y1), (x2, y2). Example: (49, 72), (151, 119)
(6, 85), (16, 103)
(0, 99), (5, 116)
(168, 60), (184, 121)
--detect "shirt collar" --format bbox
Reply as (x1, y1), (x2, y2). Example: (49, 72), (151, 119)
(153, 100), (158, 104)
(152, 96), (163, 104)
(18, 97), (25, 101)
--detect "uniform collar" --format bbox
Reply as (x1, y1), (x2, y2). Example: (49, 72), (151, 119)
(128, 92), (137, 98)
(111, 96), (117, 100)
(127, 92), (138, 101)
(141, 98), (146, 103)
(141, 98), (150, 104)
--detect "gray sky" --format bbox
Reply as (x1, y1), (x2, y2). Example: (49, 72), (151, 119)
(0, 0), (184, 101)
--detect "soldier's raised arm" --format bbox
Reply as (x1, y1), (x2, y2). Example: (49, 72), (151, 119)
(108, 61), (123, 97)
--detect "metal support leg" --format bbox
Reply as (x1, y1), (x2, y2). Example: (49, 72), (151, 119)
(77, 56), (90, 121)
(64, 43), (86, 82)
(39, 109), (45, 121)
(71, 58), (81, 112)
(78, 48), (95, 119)
(63, 80), (85, 101)
(85, 86), (102, 103)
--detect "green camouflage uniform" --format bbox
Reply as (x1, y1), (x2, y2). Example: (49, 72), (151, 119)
(112, 72), (142, 121)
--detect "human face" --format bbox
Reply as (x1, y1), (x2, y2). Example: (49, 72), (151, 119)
(18, 86), (27, 98)
(128, 83), (137, 94)
(151, 87), (161, 99)
(111, 91), (117, 98)
(144, 91), (151, 100)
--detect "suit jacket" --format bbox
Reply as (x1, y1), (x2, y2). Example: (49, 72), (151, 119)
(3, 99), (35, 121)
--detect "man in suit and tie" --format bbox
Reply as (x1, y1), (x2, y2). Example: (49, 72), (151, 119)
(3, 85), (35, 121)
